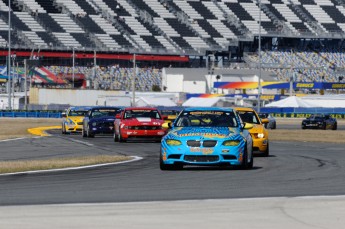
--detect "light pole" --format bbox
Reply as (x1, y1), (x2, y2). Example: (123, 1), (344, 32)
(257, 0), (262, 112)
(72, 47), (77, 88)
(132, 54), (136, 106)
(11, 53), (16, 109)
(7, 0), (11, 110)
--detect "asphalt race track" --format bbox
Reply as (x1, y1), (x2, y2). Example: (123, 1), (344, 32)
(0, 129), (345, 206)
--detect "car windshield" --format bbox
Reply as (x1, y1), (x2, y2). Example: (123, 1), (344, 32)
(238, 111), (260, 124)
(309, 114), (324, 119)
(68, 110), (88, 116)
(160, 110), (180, 116)
(258, 113), (268, 118)
(174, 110), (238, 127)
(90, 109), (120, 118)
(124, 109), (161, 119)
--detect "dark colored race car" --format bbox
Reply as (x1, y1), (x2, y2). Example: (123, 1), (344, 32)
(82, 106), (122, 137)
(301, 114), (337, 130)
(258, 113), (277, 129)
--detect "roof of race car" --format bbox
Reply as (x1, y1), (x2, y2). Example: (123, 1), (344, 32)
(181, 107), (235, 112)
(68, 106), (93, 111)
(234, 107), (257, 112)
(89, 106), (122, 110)
(123, 107), (159, 111)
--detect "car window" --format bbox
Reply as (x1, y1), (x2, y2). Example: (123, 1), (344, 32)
(238, 111), (260, 124)
(68, 110), (88, 116)
(175, 110), (238, 127)
(90, 109), (120, 118)
(124, 110), (161, 119)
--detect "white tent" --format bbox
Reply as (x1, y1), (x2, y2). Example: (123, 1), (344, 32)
(135, 97), (177, 107)
(265, 96), (319, 108)
(182, 97), (221, 107)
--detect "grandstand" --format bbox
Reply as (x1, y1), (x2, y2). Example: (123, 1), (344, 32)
(1, 0), (345, 96)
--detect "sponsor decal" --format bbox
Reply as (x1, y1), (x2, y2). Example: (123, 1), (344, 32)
(260, 95), (275, 100)
(331, 83), (345, 89)
(190, 147), (214, 154)
(296, 83), (314, 88)
(136, 117), (151, 122)
(175, 128), (230, 138)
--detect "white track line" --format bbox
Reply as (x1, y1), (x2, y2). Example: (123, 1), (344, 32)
(0, 156), (143, 176)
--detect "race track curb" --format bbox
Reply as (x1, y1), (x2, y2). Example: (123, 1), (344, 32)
(27, 126), (61, 137)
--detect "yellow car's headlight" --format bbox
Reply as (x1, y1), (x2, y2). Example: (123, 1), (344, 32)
(222, 140), (240, 146)
(257, 133), (265, 138)
(166, 139), (182, 146)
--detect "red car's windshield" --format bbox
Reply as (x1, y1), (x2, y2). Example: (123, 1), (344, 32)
(124, 110), (161, 119)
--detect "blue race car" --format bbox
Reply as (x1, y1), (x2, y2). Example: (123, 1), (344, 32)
(160, 107), (254, 170)
(82, 106), (122, 138)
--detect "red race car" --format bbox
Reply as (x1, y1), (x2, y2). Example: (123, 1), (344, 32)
(114, 107), (167, 142)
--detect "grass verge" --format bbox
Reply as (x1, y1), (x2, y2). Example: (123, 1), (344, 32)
(0, 155), (132, 174)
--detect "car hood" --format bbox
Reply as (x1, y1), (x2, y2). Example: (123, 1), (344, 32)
(166, 127), (243, 140)
(248, 124), (266, 134)
(122, 117), (164, 125)
(67, 116), (84, 123)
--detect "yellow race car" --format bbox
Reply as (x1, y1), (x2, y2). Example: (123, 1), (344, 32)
(61, 106), (92, 134)
(159, 109), (181, 125)
(234, 107), (269, 157)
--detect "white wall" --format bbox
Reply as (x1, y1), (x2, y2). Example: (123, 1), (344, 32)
(31, 88), (126, 106)
(163, 74), (184, 92)
(183, 81), (206, 93)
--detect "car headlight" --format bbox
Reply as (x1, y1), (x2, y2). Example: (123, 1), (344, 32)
(257, 133), (264, 138)
(166, 139), (182, 146)
(222, 140), (240, 146)
(92, 122), (97, 126)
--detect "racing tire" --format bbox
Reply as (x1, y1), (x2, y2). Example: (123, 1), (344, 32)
(118, 132), (126, 143)
(113, 131), (119, 142)
(272, 122), (276, 129)
(82, 128), (87, 137)
(62, 124), (66, 135)
(87, 125), (94, 138)
(332, 123), (337, 130)
(322, 123), (327, 130)
(262, 142), (269, 157)
(240, 144), (253, 170)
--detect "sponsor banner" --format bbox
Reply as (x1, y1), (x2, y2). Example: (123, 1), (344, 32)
(214, 82), (345, 90)
(186, 93), (284, 101)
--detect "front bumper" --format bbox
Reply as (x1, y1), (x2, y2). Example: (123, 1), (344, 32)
(121, 129), (166, 139)
(252, 138), (268, 152)
(65, 124), (83, 133)
(160, 144), (244, 166)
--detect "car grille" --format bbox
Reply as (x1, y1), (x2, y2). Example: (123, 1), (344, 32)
(187, 140), (201, 147)
(203, 140), (217, 147)
(184, 155), (219, 162)
(99, 122), (114, 128)
(77, 122), (83, 125)
(127, 126), (161, 130)
(187, 140), (217, 147)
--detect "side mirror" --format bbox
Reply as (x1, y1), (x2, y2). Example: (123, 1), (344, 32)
(162, 115), (168, 120)
(243, 123), (253, 129)
(61, 112), (66, 118)
(261, 118), (269, 124)
(115, 114), (121, 119)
